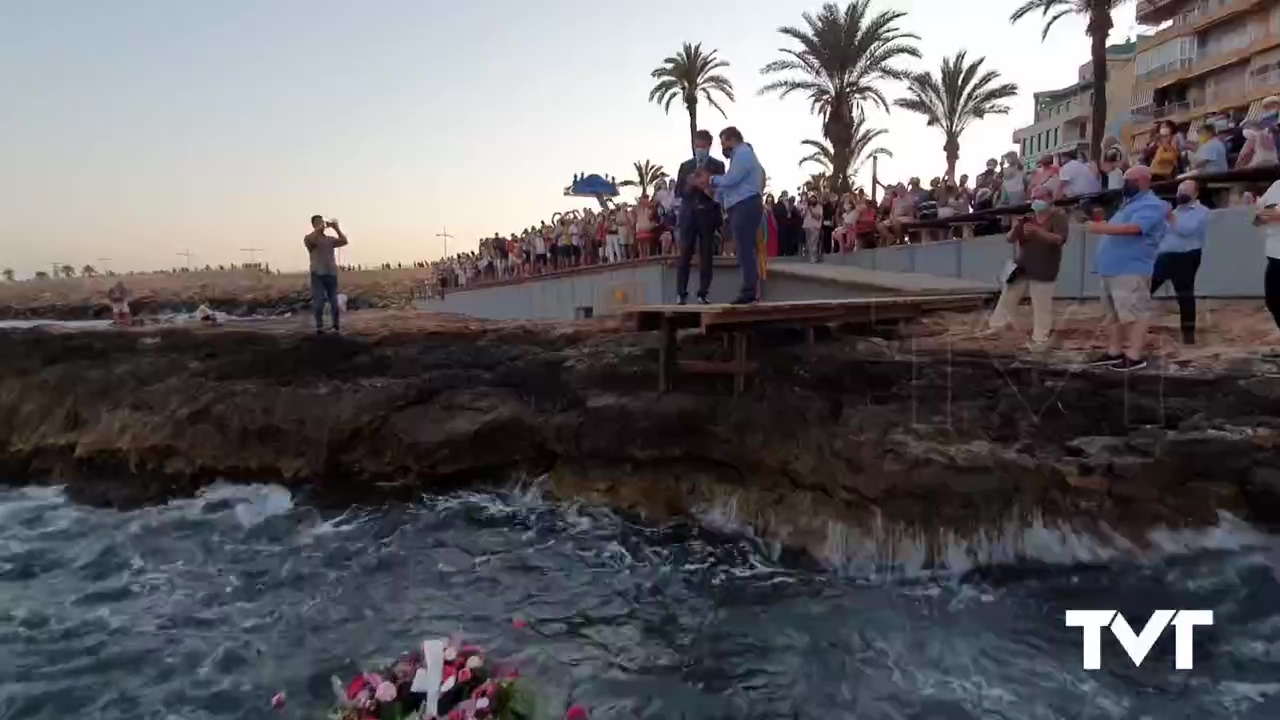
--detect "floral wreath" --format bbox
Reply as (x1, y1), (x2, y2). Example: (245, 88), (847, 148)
(271, 630), (587, 720)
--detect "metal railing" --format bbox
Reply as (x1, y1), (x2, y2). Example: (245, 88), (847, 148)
(1154, 100), (1193, 118)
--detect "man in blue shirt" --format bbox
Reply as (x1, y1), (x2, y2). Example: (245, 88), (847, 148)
(1191, 123), (1229, 176)
(1151, 179), (1210, 345)
(672, 130), (726, 304)
(694, 126), (765, 304)
(1084, 165), (1169, 371)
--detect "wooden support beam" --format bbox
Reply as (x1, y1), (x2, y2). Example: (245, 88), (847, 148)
(657, 315), (676, 393)
(732, 331), (748, 397)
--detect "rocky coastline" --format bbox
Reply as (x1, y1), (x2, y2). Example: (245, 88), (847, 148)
(2, 312), (1279, 567)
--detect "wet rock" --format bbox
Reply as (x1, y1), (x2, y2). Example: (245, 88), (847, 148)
(0, 324), (1279, 545)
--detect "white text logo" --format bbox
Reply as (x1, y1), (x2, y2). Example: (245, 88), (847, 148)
(1065, 609), (1213, 670)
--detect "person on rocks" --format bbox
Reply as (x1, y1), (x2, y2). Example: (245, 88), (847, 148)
(1084, 165), (1169, 371)
(1151, 179), (1210, 346)
(983, 186), (1067, 350)
(304, 215), (349, 334)
(673, 129), (726, 304)
(105, 280), (132, 327)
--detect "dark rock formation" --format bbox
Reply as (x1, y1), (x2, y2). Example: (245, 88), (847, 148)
(1, 324), (1278, 564)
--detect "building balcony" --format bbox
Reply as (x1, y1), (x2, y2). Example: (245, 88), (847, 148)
(1250, 67), (1280, 94)
(1150, 28), (1280, 90)
(1138, 0), (1191, 25)
(1143, 0), (1269, 44)
(1154, 100), (1194, 118)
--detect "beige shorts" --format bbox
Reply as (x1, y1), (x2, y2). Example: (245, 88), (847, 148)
(1100, 274), (1152, 323)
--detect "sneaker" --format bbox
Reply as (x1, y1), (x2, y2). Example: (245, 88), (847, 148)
(676, 296), (687, 306)
(729, 296), (758, 306)
(696, 294), (711, 305)
(315, 327), (325, 336)
(1086, 353), (1124, 367)
(1111, 356), (1148, 372)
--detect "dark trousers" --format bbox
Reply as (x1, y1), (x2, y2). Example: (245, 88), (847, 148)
(1267, 257), (1280, 331)
(310, 272), (340, 329)
(677, 211), (717, 298)
(1150, 249), (1201, 340)
(727, 195), (764, 300)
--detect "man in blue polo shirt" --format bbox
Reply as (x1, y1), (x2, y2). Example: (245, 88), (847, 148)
(696, 126), (765, 304)
(1151, 179), (1211, 346)
(1084, 165), (1169, 371)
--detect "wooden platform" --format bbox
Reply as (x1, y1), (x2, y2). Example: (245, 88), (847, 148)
(769, 262), (996, 295)
(621, 294), (992, 394)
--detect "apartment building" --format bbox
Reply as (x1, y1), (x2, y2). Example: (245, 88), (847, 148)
(1012, 40), (1142, 161)
(1126, 0), (1280, 149)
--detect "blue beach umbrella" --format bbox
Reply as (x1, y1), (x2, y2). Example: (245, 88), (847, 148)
(564, 173), (620, 208)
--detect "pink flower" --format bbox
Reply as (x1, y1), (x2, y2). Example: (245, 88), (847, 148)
(565, 705), (589, 720)
(270, 692), (286, 709)
(374, 681), (397, 703)
(458, 668), (473, 683)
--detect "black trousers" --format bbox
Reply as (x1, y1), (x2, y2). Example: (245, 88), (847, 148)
(677, 211), (717, 298)
(1150, 249), (1201, 338)
(1266, 257), (1280, 331)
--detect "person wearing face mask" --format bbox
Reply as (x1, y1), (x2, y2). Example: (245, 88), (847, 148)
(1151, 180), (1210, 345)
(1145, 121), (1183, 180)
(1191, 122), (1228, 175)
(1235, 119), (1278, 169)
(695, 126), (766, 304)
(802, 194), (824, 262)
(997, 155), (1027, 208)
(673, 130), (726, 304)
(977, 159), (998, 190)
(984, 187), (1067, 349)
(1084, 165), (1170, 371)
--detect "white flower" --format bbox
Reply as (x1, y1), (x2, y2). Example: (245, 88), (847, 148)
(375, 682), (397, 703)
(475, 697), (490, 710)
(465, 655), (483, 670)
(443, 647), (458, 662)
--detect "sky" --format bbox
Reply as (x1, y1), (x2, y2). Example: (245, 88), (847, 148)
(0, 0), (1144, 276)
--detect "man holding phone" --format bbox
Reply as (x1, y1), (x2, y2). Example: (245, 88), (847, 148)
(304, 214), (349, 334)
(984, 187), (1067, 349)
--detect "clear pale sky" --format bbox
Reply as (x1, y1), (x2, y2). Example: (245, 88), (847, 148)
(0, 0), (1142, 276)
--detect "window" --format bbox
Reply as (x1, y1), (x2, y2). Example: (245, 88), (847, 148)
(574, 306), (594, 320)
(1053, 127), (1060, 147)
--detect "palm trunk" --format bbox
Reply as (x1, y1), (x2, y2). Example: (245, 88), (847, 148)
(944, 137), (960, 181)
(1087, 0), (1113, 162)
(687, 101), (698, 156)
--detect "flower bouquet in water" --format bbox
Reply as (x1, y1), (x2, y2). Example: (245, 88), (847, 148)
(323, 636), (555, 720)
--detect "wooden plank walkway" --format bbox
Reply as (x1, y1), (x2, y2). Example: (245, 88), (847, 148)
(769, 262), (995, 295)
(620, 293), (992, 395)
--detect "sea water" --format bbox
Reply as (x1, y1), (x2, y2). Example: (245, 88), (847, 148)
(0, 484), (1278, 719)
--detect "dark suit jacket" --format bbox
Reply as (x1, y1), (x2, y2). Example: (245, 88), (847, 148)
(674, 156), (726, 224)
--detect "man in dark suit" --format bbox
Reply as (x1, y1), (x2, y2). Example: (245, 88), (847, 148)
(673, 130), (725, 304)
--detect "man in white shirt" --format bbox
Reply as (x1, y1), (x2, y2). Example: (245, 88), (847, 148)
(1253, 179), (1280, 332)
(1058, 151), (1101, 198)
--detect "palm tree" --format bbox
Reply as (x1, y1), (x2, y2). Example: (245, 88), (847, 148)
(33, 271), (49, 281)
(760, 0), (920, 191)
(81, 264), (97, 277)
(798, 108), (894, 184)
(893, 50), (1018, 181)
(803, 173), (831, 194)
(60, 264), (75, 279)
(1010, 0), (1123, 161)
(617, 160), (668, 197)
(1, 268), (13, 282)
(648, 42), (736, 154)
